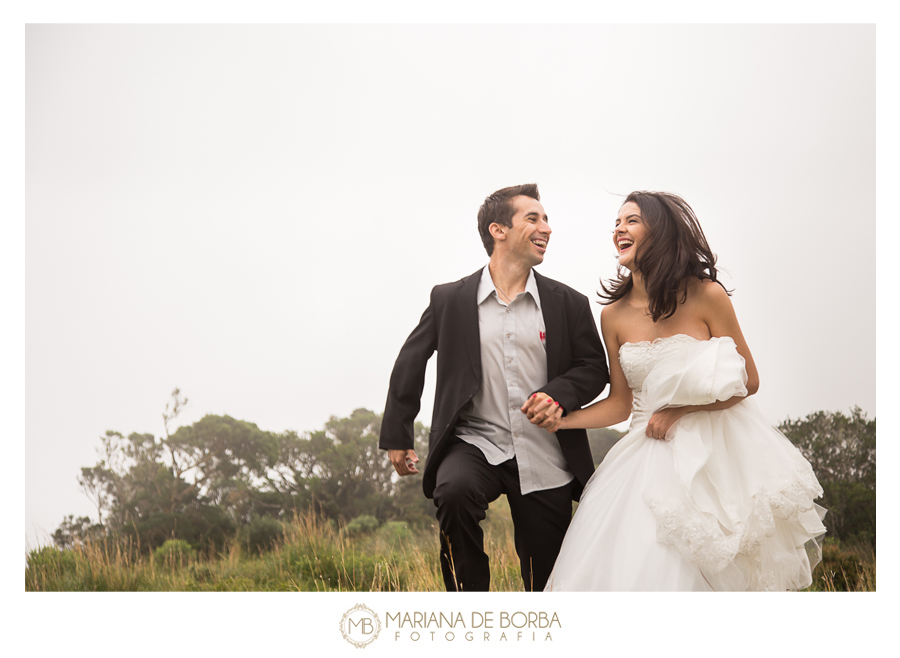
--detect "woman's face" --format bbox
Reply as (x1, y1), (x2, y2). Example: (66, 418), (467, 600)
(613, 201), (647, 272)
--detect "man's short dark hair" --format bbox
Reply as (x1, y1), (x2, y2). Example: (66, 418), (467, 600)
(477, 184), (540, 256)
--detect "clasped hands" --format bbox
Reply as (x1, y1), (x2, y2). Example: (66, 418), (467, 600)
(520, 393), (687, 440)
(520, 392), (564, 433)
(393, 401), (686, 475)
(390, 394), (562, 477)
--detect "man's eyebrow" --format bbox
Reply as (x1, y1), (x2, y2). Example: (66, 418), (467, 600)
(525, 211), (548, 221)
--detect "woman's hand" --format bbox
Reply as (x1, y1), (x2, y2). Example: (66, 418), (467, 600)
(521, 393), (564, 433)
(646, 407), (687, 441)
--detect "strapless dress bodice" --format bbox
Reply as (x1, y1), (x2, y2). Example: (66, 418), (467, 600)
(619, 334), (704, 426)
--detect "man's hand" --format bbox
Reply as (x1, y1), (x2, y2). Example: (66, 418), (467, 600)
(388, 449), (420, 476)
(521, 392), (564, 433)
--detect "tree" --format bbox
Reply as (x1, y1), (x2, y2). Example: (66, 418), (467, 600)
(63, 390), (270, 551)
(56, 392), (437, 553)
(163, 413), (282, 524)
(779, 406), (875, 545)
(267, 408), (434, 526)
(379, 419), (434, 528)
(51, 515), (104, 549)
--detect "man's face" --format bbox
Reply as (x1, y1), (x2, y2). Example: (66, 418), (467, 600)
(498, 195), (551, 267)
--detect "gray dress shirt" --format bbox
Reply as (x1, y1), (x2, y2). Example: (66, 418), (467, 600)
(454, 265), (574, 494)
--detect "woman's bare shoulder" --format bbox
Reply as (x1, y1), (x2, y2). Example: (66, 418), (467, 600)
(600, 296), (630, 321)
(599, 298), (627, 339)
(602, 294), (644, 348)
(688, 277), (731, 305)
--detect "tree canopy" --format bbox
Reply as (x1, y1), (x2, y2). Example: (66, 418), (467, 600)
(54, 391), (875, 553)
(779, 406), (875, 545)
(59, 390), (432, 553)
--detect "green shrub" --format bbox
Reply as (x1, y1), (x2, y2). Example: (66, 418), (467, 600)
(377, 521), (412, 544)
(343, 515), (379, 537)
(241, 515), (285, 555)
(121, 507), (235, 553)
(26, 546), (78, 577)
(154, 539), (197, 568)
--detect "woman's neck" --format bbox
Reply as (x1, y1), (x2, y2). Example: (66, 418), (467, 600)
(629, 270), (648, 302)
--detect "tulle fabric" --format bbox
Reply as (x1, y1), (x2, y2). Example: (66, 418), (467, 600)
(544, 336), (826, 591)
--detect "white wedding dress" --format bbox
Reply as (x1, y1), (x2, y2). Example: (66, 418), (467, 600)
(545, 334), (827, 591)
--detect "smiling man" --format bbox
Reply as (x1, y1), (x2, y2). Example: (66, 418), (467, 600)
(379, 183), (609, 592)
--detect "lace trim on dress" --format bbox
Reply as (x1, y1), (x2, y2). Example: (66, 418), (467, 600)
(645, 464), (824, 591)
(618, 333), (703, 355)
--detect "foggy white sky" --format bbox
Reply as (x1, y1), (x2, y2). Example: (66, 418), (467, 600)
(24, 23), (876, 551)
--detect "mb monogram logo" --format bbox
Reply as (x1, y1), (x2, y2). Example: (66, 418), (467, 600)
(339, 604), (382, 648)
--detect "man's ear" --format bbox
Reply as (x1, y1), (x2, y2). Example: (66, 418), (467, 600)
(489, 222), (506, 242)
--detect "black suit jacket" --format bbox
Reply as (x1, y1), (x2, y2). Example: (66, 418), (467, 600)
(379, 268), (610, 500)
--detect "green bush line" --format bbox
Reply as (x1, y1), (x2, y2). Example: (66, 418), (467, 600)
(27, 513), (460, 592)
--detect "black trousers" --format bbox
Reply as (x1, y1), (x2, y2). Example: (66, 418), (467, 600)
(432, 439), (575, 592)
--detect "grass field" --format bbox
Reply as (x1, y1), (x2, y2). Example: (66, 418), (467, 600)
(25, 505), (873, 592)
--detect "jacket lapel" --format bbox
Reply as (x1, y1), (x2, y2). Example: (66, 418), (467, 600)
(457, 269), (483, 380)
(535, 271), (563, 379)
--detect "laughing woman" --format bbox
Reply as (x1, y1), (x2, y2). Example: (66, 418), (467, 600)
(524, 191), (827, 591)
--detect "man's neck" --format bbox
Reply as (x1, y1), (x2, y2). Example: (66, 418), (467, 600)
(488, 256), (532, 302)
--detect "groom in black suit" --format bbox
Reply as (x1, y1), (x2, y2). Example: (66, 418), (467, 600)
(379, 184), (609, 591)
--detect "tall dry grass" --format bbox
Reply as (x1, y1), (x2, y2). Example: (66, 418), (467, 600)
(25, 502), (873, 592)
(807, 537), (876, 592)
(25, 505), (524, 592)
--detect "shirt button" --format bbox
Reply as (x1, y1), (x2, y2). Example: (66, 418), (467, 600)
(506, 333), (511, 338)
(506, 308), (511, 313)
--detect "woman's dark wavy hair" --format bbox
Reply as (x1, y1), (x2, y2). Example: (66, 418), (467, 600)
(599, 191), (730, 321)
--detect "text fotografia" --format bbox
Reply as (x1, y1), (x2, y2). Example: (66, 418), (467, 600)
(387, 611), (561, 642)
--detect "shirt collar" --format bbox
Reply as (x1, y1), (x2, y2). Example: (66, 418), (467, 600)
(476, 264), (543, 312)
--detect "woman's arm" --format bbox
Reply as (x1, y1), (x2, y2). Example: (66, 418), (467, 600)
(645, 281), (760, 440)
(555, 306), (633, 430)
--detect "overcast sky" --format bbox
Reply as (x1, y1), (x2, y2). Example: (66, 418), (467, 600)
(24, 23), (875, 551)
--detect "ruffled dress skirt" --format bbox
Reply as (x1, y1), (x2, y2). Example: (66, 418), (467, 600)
(544, 335), (827, 591)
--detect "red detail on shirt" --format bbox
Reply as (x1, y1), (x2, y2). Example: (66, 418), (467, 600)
(539, 331), (546, 342)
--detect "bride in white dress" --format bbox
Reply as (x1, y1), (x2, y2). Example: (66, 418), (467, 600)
(523, 191), (826, 591)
